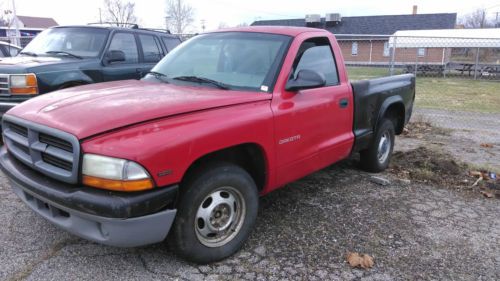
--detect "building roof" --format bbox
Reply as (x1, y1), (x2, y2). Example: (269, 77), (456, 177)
(252, 13), (457, 35)
(212, 26), (326, 36)
(389, 28), (500, 48)
(16, 16), (58, 28)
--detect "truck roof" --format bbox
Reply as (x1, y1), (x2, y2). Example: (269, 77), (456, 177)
(212, 26), (327, 37)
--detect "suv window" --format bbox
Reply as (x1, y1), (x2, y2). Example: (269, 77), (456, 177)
(139, 34), (163, 63)
(108, 33), (138, 63)
(162, 37), (181, 52)
(293, 37), (339, 86)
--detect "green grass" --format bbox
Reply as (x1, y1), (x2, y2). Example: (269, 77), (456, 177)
(347, 67), (500, 113)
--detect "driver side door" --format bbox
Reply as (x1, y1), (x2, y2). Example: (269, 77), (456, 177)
(272, 36), (353, 187)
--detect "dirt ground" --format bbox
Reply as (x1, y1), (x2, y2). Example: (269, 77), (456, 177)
(405, 109), (500, 173)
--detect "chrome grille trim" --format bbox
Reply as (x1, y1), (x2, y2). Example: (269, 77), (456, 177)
(0, 74), (9, 96)
(2, 115), (80, 184)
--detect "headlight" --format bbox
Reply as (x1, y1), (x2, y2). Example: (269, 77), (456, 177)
(10, 74), (38, 95)
(82, 154), (154, 192)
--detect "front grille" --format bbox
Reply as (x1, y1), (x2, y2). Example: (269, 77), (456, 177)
(39, 133), (73, 152)
(2, 115), (80, 184)
(0, 74), (9, 95)
(41, 153), (73, 171)
(6, 122), (28, 137)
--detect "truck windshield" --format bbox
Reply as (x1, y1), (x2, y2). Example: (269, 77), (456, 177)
(150, 32), (291, 91)
(22, 28), (109, 58)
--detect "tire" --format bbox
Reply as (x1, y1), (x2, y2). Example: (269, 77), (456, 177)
(360, 119), (395, 173)
(170, 162), (259, 264)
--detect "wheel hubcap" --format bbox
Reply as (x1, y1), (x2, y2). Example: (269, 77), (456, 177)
(377, 132), (391, 164)
(195, 186), (246, 247)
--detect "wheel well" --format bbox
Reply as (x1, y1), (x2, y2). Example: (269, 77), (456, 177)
(181, 144), (267, 192)
(58, 81), (87, 89)
(383, 103), (405, 134)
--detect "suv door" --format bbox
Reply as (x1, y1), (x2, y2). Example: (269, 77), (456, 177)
(136, 34), (164, 77)
(101, 32), (142, 81)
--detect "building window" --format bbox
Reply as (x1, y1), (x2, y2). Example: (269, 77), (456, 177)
(383, 42), (390, 57)
(418, 48), (426, 57)
(351, 42), (358, 56)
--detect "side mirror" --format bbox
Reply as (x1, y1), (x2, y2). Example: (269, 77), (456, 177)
(285, 69), (326, 91)
(104, 50), (126, 64)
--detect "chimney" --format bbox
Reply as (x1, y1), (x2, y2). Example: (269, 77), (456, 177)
(412, 5), (418, 15)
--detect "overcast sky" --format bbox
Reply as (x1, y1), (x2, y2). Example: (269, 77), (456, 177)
(2, 0), (500, 32)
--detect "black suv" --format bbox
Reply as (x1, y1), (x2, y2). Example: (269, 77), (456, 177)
(0, 25), (181, 117)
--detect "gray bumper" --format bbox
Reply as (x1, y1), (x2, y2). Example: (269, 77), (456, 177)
(10, 179), (177, 247)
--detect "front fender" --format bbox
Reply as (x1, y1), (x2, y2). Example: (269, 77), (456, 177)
(37, 70), (94, 92)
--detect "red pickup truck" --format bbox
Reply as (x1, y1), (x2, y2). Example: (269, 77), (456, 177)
(0, 26), (414, 263)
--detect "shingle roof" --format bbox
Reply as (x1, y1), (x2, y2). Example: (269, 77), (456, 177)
(17, 16), (58, 28)
(252, 13), (457, 35)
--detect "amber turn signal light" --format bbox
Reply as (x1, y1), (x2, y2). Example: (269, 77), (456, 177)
(83, 175), (154, 192)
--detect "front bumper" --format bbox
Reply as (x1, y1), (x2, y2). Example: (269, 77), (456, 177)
(0, 147), (178, 247)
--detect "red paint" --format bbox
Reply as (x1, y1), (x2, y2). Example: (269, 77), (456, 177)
(7, 27), (355, 195)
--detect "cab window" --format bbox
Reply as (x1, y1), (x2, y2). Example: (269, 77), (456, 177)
(292, 37), (339, 86)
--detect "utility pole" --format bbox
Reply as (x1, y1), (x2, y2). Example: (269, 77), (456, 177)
(201, 19), (206, 32)
(11, 0), (20, 46)
(99, 8), (102, 24)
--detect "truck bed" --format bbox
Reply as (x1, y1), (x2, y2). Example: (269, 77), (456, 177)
(351, 73), (416, 153)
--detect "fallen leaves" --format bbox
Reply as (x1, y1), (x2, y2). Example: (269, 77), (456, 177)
(481, 191), (494, 198)
(346, 252), (374, 269)
(470, 170), (498, 198)
(480, 143), (494, 149)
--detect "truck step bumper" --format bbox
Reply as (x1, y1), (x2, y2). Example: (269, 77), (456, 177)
(10, 178), (177, 248)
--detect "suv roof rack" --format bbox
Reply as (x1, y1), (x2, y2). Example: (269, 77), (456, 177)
(137, 28), (171, 34)
(87, 22), (139, 29)
(87, 23), (172, 34)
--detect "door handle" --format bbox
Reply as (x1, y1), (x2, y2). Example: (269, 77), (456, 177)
(339, 98), (349, 108)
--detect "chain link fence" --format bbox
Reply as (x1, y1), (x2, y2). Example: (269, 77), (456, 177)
(0, 36), (35, 48)
(337, 34), (500, 146)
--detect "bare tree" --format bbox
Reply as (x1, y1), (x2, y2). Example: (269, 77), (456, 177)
(103, 0), (137, 27)
(165, 0), (194, 34)
(218, 22), (229, 29)
(460, 9), (494, 28)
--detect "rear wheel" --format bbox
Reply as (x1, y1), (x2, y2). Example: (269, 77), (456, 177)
(360, 119), (395, 172)
(170, 163), (258, 264)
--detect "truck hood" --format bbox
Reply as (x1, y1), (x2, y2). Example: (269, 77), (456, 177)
(7, 80), (272, 139)
(0, 55), (82, 73)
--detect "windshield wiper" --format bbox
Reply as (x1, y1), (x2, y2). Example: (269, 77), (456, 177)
(45, 51), (82, 59)
(173, 76), (230, 90)
(146, 71), (169, 83)
(19, 51), (38, 57)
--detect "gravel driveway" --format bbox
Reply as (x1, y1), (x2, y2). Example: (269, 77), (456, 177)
(1, 150), (499, 281)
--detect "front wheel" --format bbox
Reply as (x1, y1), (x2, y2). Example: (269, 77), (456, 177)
(360, 119), (395, 172)
(170, 163), (259, 264)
